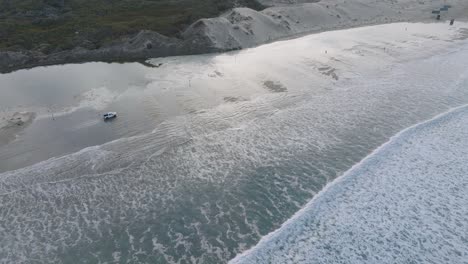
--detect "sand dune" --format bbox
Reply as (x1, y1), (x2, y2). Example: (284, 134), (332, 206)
(2, 0), (468, 72)
(183, 0), (468, 51)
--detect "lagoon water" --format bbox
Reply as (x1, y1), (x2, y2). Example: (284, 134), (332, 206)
(1, 23), (468, 263)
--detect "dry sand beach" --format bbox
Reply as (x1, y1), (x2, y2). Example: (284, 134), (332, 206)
(2, 0), (468, 72)
(1, 19), (468, 262)
(1, 1), (468, 263)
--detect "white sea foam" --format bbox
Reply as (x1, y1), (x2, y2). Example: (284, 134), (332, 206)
(2, 23), (468, 263)
(230, 105), (468, 263)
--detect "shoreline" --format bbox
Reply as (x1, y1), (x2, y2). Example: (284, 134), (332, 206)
(230, 103), (468, 263)
(2, 20), (468, 262)
(2, 0), (468, 74)
(0, 112), (36, 147)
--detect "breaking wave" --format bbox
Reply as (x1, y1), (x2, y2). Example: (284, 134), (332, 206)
(2, 23), (468, 263)
(231, 105), (468, 264)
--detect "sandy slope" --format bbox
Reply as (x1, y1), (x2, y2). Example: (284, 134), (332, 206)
(184, 0), (468, 51)
(2, 21), (468, 262)
(2, 0), (468, 72)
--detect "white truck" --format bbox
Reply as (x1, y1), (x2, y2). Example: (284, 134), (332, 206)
(103, 112), (117, 120)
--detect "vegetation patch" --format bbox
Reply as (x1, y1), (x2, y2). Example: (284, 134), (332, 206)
(0, 0), (265, 53)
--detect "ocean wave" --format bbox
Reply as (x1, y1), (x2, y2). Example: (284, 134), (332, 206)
(2, 23), (468, 263)
(230, 105), (468, 264)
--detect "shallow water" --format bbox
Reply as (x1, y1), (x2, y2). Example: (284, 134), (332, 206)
(231, 104), (468, 264)
(1, 22), (468, 263)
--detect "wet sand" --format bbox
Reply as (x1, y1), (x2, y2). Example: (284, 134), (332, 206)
(2, 0), (468, 73)
(1, 22), (468, 263)
(2, 22), (468, 173)
(0, 112), (36, 147)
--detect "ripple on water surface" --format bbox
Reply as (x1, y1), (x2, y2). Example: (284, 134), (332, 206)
(231, 105), (468, 264)
(1, 23), (468, 263)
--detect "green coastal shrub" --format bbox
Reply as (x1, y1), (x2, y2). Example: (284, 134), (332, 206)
(0, 0), (266, 52)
